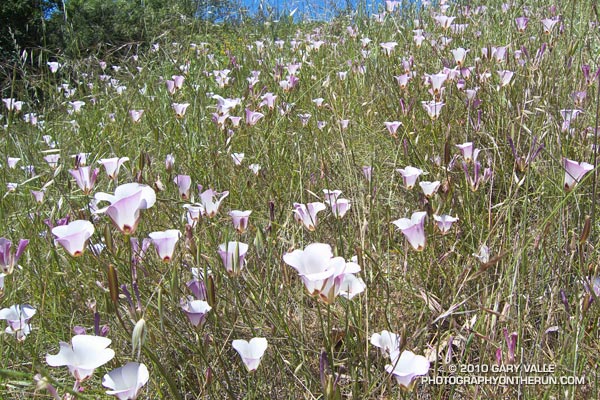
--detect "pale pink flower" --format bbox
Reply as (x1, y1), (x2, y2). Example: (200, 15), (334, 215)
(245, 109), (264, 126)
(385, 350), (430, 388)
(392, 212), (427, 251)
(102, 362), (149, 400)
(384, 121), (402, 137)
(419, 181), (441, 197)
(199, 188), (229, 218)
(218, 241), (249, 275)
(421, 101), (445, 120)
(129, 110), (144, 123)
(99, 157), (129, 180)
(52, 220), (95, 257)
(229, 210), (252, 233)
(380, 42), (398, 56)
(149, 229), (181, 262)
(94, 183), (156, 234)
(563, 158), (593, 191)
(46, 335), (115, 382)
(232, 338), (268, 372)
(293, 202), (326, 231)
(172, 103), (190, 118)
(174, 175), (192, 200)
(396, 166), (423, 189)
(433, 214), (459, 234)
(69, 167), (99, 194)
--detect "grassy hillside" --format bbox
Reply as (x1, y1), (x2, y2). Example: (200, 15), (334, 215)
(1, 0), (600, 398)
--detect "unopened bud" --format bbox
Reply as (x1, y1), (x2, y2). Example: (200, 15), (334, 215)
(132, 318), (147, 359)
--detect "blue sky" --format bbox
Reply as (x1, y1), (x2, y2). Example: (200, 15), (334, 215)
(236, 0), (382, 21)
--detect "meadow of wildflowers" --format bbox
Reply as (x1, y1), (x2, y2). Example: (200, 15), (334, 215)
(1, 0), (600, 398)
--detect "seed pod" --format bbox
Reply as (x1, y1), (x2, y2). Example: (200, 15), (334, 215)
(579, 215), (591, 244)
(107, 264), (119, 304)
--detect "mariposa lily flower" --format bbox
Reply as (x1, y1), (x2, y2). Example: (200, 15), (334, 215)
(541, 17), (560, 34)
(451, 48), (469, 66)
(165, 154), (175, 172)
(129, 110), (144, 123)
(259, 93), (277, 109)
(68, 101), (85, 114)
(560, 109), (583, 133)
(199, 188), (229, 218)
(229, 210), (252, 233)
(385, 0), (399, 12)
(0, 238), (29, 274)
(31, 189), (45, 204)
(245, 109), (264, 126)
(433, 214), (459, 234)
(515, 16), (529, 32)
(149, 230), (181, 262)
(498, 70), (514, 87)
(293, 202), (326, 231)
(232, 338), (268, 372)
(394, 74), (411, 90)
(52, 220), (95, 257)
(48, 62), (60, 73)
(337, 272), (365, 299)
(421, 101), (445, 120)
(456, 142), (475, 162)
(102, 362), (149, 400)
(298, 113), (311, 126)
(362, 166), (373, 182)
(434, 15), (456, 30)
(486, 45), (505, 63)
(184, 203), (205, 224)
(283, 243), (363, 304)
(2, 98), (24, 112)
(384, 121), (402, 137)
(217, 241), (249, 275)
(396, 166), (423, 190)
(563, 158), (593, 191)
(7, 157), (20, 169)
(413, 29), (425, 47)
(326, 198), (351, 219)
(419, 181), (441, 198)
(69, 167), (99, 194)
(172, 75), (184, 89)
(392, 211), (427, 251)
(231, 153), (245, 166)
(380, 42), (398, 56)
(426, 73), (448, 96)
(249, 163), (261, 175)
(43, 154), (60, 169)
(94, 183), (156, 234)
(0, 304), (36, 341)
(181, 297), (212, 326)
(165, 80), (176, 94)
(385, 350), (430, 389)
(371, 330), (401, 356)
(172, 103), (190, 118)
(99, 157), (129, 180)
(174, 175), (192, 200)
(46, 335), (115, 382)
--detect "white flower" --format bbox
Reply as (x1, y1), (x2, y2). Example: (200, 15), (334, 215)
(385, 350), (430, 388)
(46, 335), (115, 382)
(370, 330), (400, 356)
(232, 338), (268, 372)
(102, 362), (149, 399)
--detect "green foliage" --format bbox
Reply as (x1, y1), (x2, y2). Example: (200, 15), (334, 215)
(0, 0), (60, 59)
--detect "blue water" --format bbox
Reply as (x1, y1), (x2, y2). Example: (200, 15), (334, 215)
(236, 0), (382, 21)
